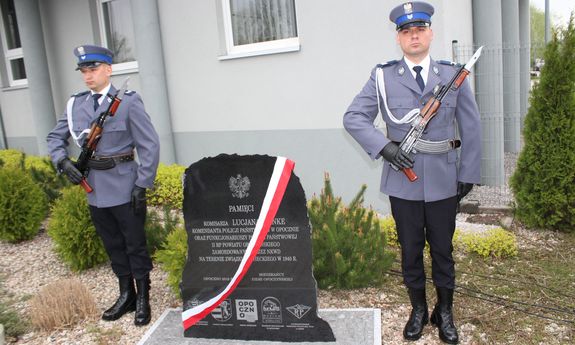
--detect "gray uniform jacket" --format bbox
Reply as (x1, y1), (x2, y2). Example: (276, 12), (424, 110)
(343, 58), (481, 202)
(47, 85), (160, 208)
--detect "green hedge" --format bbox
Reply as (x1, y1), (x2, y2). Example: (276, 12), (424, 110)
(0, 168), (48, 243)
(148, 163), (186, 209)
(47, 186), (108, 271)
(154, 224), (188, 296)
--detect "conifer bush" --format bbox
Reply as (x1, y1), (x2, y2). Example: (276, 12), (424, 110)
(0, 149), (24, 169)
(145, 206), (182, 256)
(0, 149), (68, 203)
(0, 168), (48, 243)
(47, 186), (108, 271)
(511, 18), (575, 232)
(148, 163), (186, 209)
(154, 224), (188, 296)
(308, 174), (395, 289)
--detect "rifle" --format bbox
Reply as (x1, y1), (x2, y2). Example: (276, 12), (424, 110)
(391, 46), (484, 182)
(75, 78), (130, 193)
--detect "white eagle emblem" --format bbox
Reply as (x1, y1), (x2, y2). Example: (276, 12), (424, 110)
(229, 174), (251, 199)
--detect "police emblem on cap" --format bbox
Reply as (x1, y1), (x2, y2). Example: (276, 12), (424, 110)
(403, 3), (413, 13)
(78, 46), (85, 55)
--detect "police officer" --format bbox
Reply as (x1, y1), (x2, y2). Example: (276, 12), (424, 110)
(46, 45), (160, 326)
(343, 2), (481, 344)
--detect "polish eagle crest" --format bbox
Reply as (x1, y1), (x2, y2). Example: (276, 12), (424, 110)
(229, 174), (250, 199)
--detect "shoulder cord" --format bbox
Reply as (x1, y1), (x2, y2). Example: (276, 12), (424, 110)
(375, 67), (421, 125)
(66, 96), (91, 148)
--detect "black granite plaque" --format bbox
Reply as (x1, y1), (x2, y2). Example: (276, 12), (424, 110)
(181, 154), (335, 342)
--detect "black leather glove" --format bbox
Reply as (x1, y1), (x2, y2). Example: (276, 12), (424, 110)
(58, 158), (83, 185)
(131, 186), (147, 215)
(457, 182), (474, 202)
(380, 142), (414, 169)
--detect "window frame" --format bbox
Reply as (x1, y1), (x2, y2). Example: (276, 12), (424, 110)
(96, 0), (138, 74)
(219, 0), (300, 60)
(0, 0), (26, 87)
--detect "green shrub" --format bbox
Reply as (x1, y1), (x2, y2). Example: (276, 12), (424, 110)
(453, 227), (518, 258)
(145, 206), (182, 256)
(308, 174), (395, 289)
(0, 168), (48, 243)
(510, 19), (575, 232)
(148, 163), (186, 209)
(380, 216), (399, 247)
(47, 186), (108, 271)
(26, 155), (69, 203)
(0, 149), (25, 170)
(154, 224), (188, 296)
(0, 149), (69, 203)
(0, 299), (28, 339)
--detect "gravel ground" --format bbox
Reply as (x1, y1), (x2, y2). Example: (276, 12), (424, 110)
(0, 154), (519, 344)
(1, 229), (487, 345)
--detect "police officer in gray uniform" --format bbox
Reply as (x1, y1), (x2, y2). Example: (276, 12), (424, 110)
(46, 45), (160, 326)
(344, 2), (481, 343)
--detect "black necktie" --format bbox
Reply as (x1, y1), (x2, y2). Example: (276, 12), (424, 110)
(92, 93), (102, 111)
(413, 66), (425, 91)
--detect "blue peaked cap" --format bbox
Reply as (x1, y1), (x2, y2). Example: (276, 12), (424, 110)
(389, 1), (434, 31)
(73, 45), (114, 69)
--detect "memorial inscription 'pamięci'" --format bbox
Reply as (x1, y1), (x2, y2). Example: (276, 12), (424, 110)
(180, 154), (335, 342)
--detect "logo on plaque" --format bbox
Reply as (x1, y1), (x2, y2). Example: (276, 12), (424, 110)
(286, 304), (312, 319)
(229, 174), (251, 199)
(236, 299), (258, 322)
(262, 297), (282, 324)
(211, 299), (233, 322)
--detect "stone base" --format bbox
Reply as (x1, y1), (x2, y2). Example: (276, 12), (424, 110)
(137, 308), (381, 345)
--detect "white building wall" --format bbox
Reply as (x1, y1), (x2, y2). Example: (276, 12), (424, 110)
(0, 0), (474, 213)
(158, 0), (474, 212)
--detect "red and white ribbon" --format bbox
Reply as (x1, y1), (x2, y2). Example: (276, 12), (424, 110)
(182, 156), (295, 330)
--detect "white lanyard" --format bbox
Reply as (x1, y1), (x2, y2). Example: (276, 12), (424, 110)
(66, 96), (91, 147)
(375, 67), (421, 125)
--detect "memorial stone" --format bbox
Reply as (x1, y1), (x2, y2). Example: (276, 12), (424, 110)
(180, 154), (335, 342)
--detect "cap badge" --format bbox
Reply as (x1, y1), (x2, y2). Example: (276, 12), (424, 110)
(407, 14), (413, 19)
(403, 3), (413, 14)
(81, 55), (86, 60)
(78, 46), (85, 55)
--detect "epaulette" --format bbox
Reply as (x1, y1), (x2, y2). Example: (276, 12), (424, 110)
(377, 60), (399, 68)
(124, 90), (136, 96)
(71, 90), (90, 98)
(437, 60), (463, 68)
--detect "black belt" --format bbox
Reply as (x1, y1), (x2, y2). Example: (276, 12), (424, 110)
(88, 152), (134, 170)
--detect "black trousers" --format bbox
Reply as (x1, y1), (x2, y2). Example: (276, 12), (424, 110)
(89, 203), (152, 280)
(389, 196), (458, 290)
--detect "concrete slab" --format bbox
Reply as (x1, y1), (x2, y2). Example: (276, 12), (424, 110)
(137, 308), (381, 345)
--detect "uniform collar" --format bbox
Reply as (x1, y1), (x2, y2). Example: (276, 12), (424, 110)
(403, 55), (431, 81)
(91, 83), (112, 98)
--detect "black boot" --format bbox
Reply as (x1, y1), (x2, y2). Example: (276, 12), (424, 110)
(430, 287), (459, 344)
(102, 275), (136, 321)
(403, 288), (428, 341)
(134, 275), (151, 326)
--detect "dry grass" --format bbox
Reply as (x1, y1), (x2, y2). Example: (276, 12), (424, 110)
(28, 278), (98, 331)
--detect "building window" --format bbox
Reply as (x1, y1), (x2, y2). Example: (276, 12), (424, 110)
(97, 0), (138, 72)
(0, 0), (26, 86)
(220, 0), (299, 60)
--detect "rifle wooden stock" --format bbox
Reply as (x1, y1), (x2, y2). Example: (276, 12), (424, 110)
(79, 178), (93, 193)
(402, 167), (418, 182)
